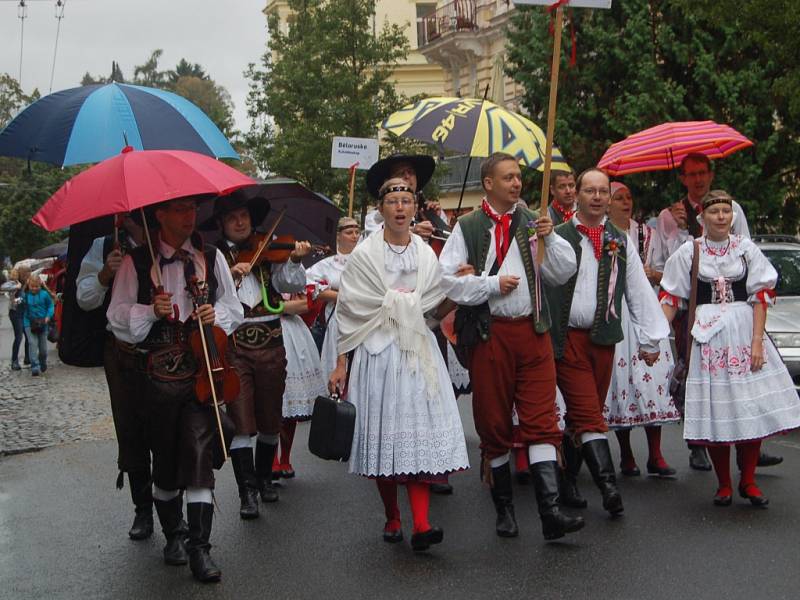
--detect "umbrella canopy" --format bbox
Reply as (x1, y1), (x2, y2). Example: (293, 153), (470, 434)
(380, 96), (570, 171)
(30, 238), (69, 259)
(0, 83), (239, 167)
(199, 178), (342, 254)
(597, 120), (753, 176)
(32, 148), (255, 232)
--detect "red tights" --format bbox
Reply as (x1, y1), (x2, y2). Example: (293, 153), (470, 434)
(375, 480), (432, 534)
(279, 420), (297, 466)
(615, 426), (668, 470)
(707, 441), (762, 496)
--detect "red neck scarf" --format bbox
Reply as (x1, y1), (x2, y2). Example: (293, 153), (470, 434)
(482, 199), (513, 266)
(552, 201), (575, 223)
(576, 223), (604, 260)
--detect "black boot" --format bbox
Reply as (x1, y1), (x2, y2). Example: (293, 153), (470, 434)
(489, 463), (519, 538)
(530, 461), (585, 541)
(757, 451), (783, 468)
(230, 448), (260, 520)
(581, 439), (624, 516)
(127, 470), (154, 540)
(255, 441), (279, 503)
(560, 435), (587, 508)
(688, 444), (712, 471)
(153, 495), (189, 565)
(186, 502), (221, 583)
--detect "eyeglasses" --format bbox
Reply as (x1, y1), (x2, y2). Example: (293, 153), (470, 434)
(580, 188), (610, 198)
(383, 198), (415, 207)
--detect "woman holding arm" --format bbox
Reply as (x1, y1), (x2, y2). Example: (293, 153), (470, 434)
(660, 190), (800, 506)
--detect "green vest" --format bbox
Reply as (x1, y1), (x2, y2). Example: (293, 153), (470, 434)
(546, 220), (627, 359)
(457, 205), (550, 335)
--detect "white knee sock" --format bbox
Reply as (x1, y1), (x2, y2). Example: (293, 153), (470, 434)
(257, 432), (278, 445)
(528, 443), (557, 464)
(581, 432), (606, 444)
(230, 434), (253, 451)
(186, 486), (213, 504)
(153, 485), (180, 502)
(489, 453), (510, 468)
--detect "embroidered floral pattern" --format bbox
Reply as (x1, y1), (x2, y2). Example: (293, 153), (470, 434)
(699, 343), (753, 377)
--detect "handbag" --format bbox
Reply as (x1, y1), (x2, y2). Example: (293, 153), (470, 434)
(308, 351), (356, 461)
(29, 318), (47, 334)
(669, 240), (700, 414)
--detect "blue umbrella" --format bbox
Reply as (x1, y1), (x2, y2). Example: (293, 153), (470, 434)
(0, 82), (239, 166)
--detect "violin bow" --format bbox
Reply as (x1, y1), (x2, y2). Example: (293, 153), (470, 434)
(247, 206), (288, 270)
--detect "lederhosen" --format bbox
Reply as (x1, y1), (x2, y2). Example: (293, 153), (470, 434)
(124, 243), (231, 491)
(218, 241), (287, 437)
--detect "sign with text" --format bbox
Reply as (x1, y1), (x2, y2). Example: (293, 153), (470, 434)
(330, 137), (379, 170)
(513, 0), (612, 8)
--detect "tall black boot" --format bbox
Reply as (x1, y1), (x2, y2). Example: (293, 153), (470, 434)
(530, 461), (585, 541)
(255, 440), (279, 503)
(127, 470), (154, 540)
(230, 448), (260, 520)
(186, 502), (221, 583)
(581, 439), (624, 515)
(689, 443), (712, 471)
(560, 434), (587, 508)
(489, 463), (519, 538)
(153, 495), (189, 565)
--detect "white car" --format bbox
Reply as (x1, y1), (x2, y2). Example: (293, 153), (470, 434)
(755, 235), (800, 391)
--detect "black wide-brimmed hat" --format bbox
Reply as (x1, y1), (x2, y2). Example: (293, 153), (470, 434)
(198, 189), (270, 232)
(365, 154), (435, 199)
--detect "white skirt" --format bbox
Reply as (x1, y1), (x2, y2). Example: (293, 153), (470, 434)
(320, 309), (340, 383)
(605, 305), (680, 429)
(347, 330), (470, 478)
(684, 303), (800, 442)
(281, 315), (327, 419)
(446, 343), (471, 395)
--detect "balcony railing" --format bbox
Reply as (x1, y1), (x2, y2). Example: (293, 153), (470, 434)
(418, 0), (478, 47)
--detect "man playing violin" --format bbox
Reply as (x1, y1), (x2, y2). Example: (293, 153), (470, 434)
(202, 192), (310, 523)
(107, 195), (243, 583)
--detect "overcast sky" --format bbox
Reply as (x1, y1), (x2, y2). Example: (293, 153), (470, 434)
(0, 0), (268, 132)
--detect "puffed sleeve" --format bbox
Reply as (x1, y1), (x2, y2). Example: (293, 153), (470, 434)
(539, 232), (577, 286)
(272, 259), (306, 294)
(76, 237), (109, 311)
(659, 240), (695, 308)
(107, 255), (159, 344)
(210, 249), (244, 335)
(623, 239), (670, 352)
(742, 238), (778, 306)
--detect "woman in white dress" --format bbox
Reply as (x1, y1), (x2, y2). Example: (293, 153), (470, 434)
(660, 190), (800, 507)
(307, 217), (360, 381)
(606, 183), (680, 477)
(329, 179), (469, 552)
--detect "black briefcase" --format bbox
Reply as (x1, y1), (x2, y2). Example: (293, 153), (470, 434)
(308, 393), (356, 461)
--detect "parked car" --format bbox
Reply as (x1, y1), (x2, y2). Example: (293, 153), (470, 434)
(754, 235), (800, 391)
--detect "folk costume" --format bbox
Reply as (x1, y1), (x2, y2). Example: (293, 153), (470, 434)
(660, 224), (800, 505)
(336, 230), (469, 550)
(107, 233), (243, 582)
(439, 199), (585, 541)
(546, 216), (670, 515)
(209, 195), (308, 519)
(307, 249), (351, 382)
(77, 232), (154, 540)
(605, 217), (680, 477)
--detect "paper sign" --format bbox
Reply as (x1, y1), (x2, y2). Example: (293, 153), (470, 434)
(330, 137), (379, 170)
(513, 0), (612, 8)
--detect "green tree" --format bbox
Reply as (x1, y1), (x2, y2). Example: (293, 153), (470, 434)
(506, 1), (800, 231)
(0, 73), (39, 130)
(168, 59), (207, 85)
(245, 0), (410, 208)
(172, 75), (235, 138)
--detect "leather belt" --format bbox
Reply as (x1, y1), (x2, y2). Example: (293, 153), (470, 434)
(232, 321), (283, 350)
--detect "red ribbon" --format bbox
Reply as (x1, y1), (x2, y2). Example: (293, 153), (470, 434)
(482, 200), (512, 267)
(546, 1), (577, 68)
(755, 288), (777, 307)
(658, 290), (681, 308)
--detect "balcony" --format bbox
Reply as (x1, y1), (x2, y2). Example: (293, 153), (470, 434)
(418, 0), (478, 47)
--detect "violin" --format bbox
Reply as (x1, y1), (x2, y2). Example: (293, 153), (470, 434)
(235, 232), (331, 266)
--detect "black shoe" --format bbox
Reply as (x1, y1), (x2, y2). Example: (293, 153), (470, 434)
(757, 451), (783, 468)
(255, 441), (280, 503)
(383, 528), (403, 543)
(688, 445), (712, 471)
(127, 471), (154, 540)
(230, 448), (260, 520)
(620, 463), (641, 477)
(560, 435), (587, 508)
(430, 482), (453, 495)
(411, 527), (443, 552)
(581, 439), (624, 516)
(530, 461), (585, 541)
(11, 361), (20, 371)
(187, 502), (221, 583)
(154, 496), (189, 566)
(713, 489), (733, 506)
(490, 463), (519, 538)
(646, 462), (677, 478)
(738, 484), (770, 508)
(129, 508), (154, 540)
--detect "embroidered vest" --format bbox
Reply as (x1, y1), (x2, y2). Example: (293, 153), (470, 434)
(546, 220), (627, 359)
(216, 240), (283, 315)
(457, 205), (550, 334)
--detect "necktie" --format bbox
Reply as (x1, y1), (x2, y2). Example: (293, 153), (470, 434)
(160, 248), (196, 284)
(576, 224), (604, 260)
(481, 199), (512, 266)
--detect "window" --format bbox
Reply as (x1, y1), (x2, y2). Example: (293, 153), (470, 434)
(416, 2), (437, 47)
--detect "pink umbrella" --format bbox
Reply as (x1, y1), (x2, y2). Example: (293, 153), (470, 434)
(597, 120), (753, 176)
(33, 147), (255, 231)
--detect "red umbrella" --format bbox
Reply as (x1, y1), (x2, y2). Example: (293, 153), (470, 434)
(33, 147), (255, 232)
(597, 121), (753, 176)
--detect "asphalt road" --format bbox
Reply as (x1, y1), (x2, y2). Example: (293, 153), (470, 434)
(1, 399), (799, 600)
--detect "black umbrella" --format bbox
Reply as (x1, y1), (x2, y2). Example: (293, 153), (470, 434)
(30, 238), (69, 259)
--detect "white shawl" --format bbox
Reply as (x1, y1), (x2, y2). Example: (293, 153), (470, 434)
(337, 232), (444, 395)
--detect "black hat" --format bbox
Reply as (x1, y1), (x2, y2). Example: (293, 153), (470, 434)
(198, 190), (270, 232)
(365, 154), (435, 199)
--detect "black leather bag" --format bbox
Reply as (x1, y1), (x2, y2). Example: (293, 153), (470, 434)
(308, 393), (356, 461)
